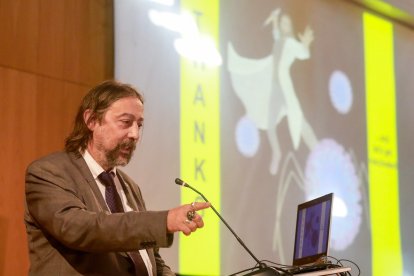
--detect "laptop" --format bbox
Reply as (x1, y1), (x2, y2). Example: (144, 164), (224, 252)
(289, 193), (351, 275)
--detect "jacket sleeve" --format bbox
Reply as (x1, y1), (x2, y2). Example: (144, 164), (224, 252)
(153, 247), (176, 276)
(117, 169), (176, 275)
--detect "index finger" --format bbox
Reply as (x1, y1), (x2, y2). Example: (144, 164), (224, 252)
(192, 201), (211, 211)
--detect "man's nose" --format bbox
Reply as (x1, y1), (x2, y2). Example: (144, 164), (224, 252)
(128, 123), (140, 140)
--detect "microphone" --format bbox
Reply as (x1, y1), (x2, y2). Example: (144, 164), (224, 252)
(175, 178), (282, 276)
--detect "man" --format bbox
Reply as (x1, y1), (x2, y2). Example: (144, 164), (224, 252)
(24, 80), (210, 275)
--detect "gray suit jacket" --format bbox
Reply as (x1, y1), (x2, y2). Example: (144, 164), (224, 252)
(24, 151), (175, 275)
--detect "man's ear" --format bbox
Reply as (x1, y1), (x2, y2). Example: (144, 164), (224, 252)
(83, 109), (96, 131)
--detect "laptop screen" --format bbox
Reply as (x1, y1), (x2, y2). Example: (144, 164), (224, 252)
(292, 193), (333, 266)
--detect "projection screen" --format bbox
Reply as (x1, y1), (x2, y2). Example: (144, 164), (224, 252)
(115, 0), (414, 275)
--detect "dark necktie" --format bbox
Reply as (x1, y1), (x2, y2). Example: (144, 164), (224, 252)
(98, 171), (150, 276)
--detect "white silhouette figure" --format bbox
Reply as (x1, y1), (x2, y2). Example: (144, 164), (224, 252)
(228, 8), (317, 175)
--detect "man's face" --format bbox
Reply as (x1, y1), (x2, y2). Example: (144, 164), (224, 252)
(87, 96), (144, 169)
(280, 15), (293, 36)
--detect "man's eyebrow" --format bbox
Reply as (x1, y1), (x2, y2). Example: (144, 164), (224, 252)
(117, 112), (135, 118)
(117, 113), (144, 121)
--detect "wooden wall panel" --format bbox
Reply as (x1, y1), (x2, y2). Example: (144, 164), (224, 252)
(37, 0), (65, 78)
(0, 0), (113, 83)
(0, 0), (40, 72)
(0, 0), (113, 275)
(63, 0), (114, 84)
(0, 68), (38, 275)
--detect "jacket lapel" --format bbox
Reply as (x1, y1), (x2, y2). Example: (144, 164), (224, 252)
(117, 172), (141, 211)
(117, 171), (147, 212)
(68, 152), (109, 212)
(117, 171), (157, 276)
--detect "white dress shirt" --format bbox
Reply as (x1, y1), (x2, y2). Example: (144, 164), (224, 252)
(82, 150), (152, 275)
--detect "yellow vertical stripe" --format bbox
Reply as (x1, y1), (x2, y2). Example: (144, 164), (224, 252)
(179, 1), (221, 275)
(363, 12), (403, 275)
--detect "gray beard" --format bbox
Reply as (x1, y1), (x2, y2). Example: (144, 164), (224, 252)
(105, 139), (136, 168)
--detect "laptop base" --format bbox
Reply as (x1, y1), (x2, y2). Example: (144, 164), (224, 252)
(243, 267), (280, 275)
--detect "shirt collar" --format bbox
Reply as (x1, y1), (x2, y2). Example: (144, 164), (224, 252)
(82, 150), (117, 180)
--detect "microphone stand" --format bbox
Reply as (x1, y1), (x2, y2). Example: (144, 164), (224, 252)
(175, 178), (283, 275)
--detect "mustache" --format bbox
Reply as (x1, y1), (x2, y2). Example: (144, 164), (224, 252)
(105, 138), (137, 167)
(118, 139), (136, 151)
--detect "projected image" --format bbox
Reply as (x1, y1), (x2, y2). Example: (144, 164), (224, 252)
(115, 0), (414, 275)
(304, 139), (362, 251)
(226, 5), (366, 263)
(222, 1), (371, 268)
(228, 8), (317, 176)
(271, 139), (365, 262)
(329, 70), (353, 114)
(148, 8), (222, 66)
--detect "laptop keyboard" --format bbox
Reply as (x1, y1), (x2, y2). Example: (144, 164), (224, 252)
(288, 263), (331, 274)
